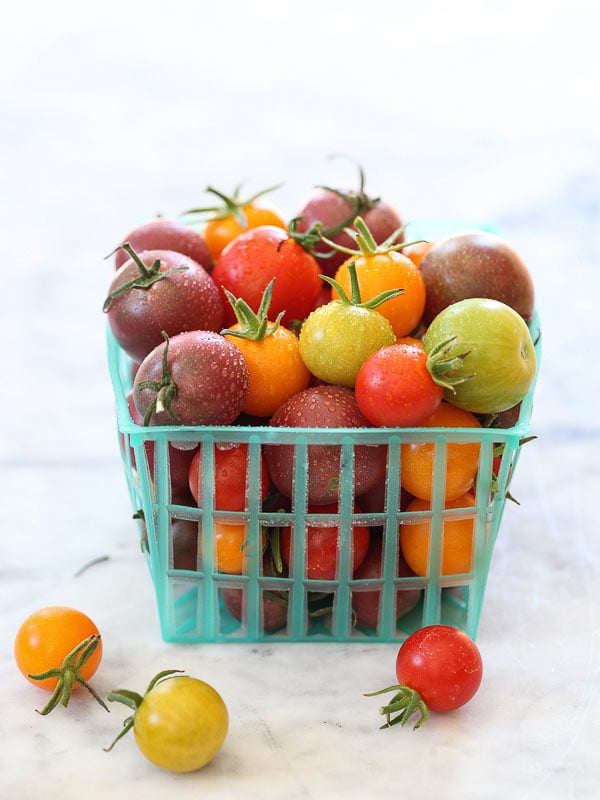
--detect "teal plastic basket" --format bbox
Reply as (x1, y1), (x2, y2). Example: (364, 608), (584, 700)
(106, 221), (541, 643)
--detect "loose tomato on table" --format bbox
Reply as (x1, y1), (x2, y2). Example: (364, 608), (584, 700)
(14, 606), (106, 715)
(106, 670), (229, 773)
(366, 624), (483, 728)
(183, 183), (287, 261)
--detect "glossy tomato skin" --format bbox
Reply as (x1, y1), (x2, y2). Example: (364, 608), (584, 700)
(188, 442), (270, 513)
(280, 502), (370, 580)
(204, 204), (287, 261)
(355, 342), (444, 427)
(264, 385), (388, 505)
(221, 551), (290, 632)
(106, 249), (224, 363)
(424, 298), (537, 414)
(400, 403), (482, 501)
(14, 607), (102, 691)
(133, 676), (228, 773)
(212, 226), (322, 329)
(113, 218), (213, 272)
(133, 330), (250, 427)
(419, 231), (535, 325)
(294, 188), (403, 277)
(395, 625), (483, 712)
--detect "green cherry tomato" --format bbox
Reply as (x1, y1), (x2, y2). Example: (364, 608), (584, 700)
(299, 301), (396, 387)
(106, 671), (229, 773)
(424, 297), (537, 414)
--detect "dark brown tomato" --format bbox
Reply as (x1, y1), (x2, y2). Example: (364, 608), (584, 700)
(352, 532), (422, 630)
(419, 231), (535, 326)
(113, 218), (213, 272)
(133, 330), (250, 427)
(264, 385), (387, 505)
(106, 249), (224, 363)
(172, 518), (200, 570)
(221, 552), (289, 633)
(294, 188), (404, 277)
(124, 392), (197, 505)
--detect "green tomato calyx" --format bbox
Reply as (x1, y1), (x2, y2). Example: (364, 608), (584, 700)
(27, 634), (108, 716)
(425, 334), (475, 392)
(322, 260), (403, 310)
(103, 243), (189, 312)
(364, 684), (430, 730)
(104, 669), (184, 752)
(221, 278), (285, 341)
(182, 182), (283, 226)
(136, 331), (180, 425)
(318, 214), (426, 259)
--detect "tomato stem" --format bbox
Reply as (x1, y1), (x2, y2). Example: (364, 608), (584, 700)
(27, 634), (108, 716)
(182, 182), (283, 226)
(425, 335), (474, 391)
(221, 278), (284, 341)
(136, 331), (180, 425)
(103, 243), (189, 312)
(104, 670), (184, 752)
(364, 684), (430, 730)
(320, 261), (404, 309)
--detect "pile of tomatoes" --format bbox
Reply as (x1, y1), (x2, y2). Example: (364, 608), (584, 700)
(104, 168), (538, 627)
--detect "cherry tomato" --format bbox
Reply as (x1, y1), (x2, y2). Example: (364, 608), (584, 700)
(188, 443), (270, 513)
(399, 403), (482, 501)
(280, 503), (370, 580)
(14, 606), (102, 691)
(183, 183), (286, 261)
(424, 297), (537, 414)
(212, 225), (322, 329)
(355, 342), (444, 427)
(402, 239), (434, 267)
(212, 519), (265, 574)
(107, 671), (228, 773)
(222, 280), (311, 416)
(331, 250), (426, 339)
(366, 624), (483, 728)
(399, 492), (476, 576)
(395, 625), (483, 712)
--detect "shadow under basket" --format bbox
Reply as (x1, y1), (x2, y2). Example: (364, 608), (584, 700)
(106, 220), (541, 644)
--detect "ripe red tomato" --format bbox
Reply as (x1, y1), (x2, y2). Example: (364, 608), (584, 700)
(280, 503), (370, 580)
(212, 225), (322, 329)
(355, 342), (444, 427)
(188, 443), (269, 513)
(395, 625), (483, 712)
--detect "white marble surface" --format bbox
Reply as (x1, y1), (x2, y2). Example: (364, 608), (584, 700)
(1, 2), (599, 798)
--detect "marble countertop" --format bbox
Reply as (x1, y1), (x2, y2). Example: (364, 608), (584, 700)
(1, 3), (599, 798)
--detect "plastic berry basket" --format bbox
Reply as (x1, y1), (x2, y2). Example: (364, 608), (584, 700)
(106, 220), (541, 644)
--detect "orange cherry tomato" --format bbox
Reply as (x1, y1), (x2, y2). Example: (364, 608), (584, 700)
(205, 204), (287, 261)
(14, 606), (102, 691)
(331, 252), (426, 338)
(400, 403), (482, 501)
(400, 492), (477, 576)
(212, 520), (265, 574)
(402, 240), (434, 267)
(224, 323), (310, 417)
